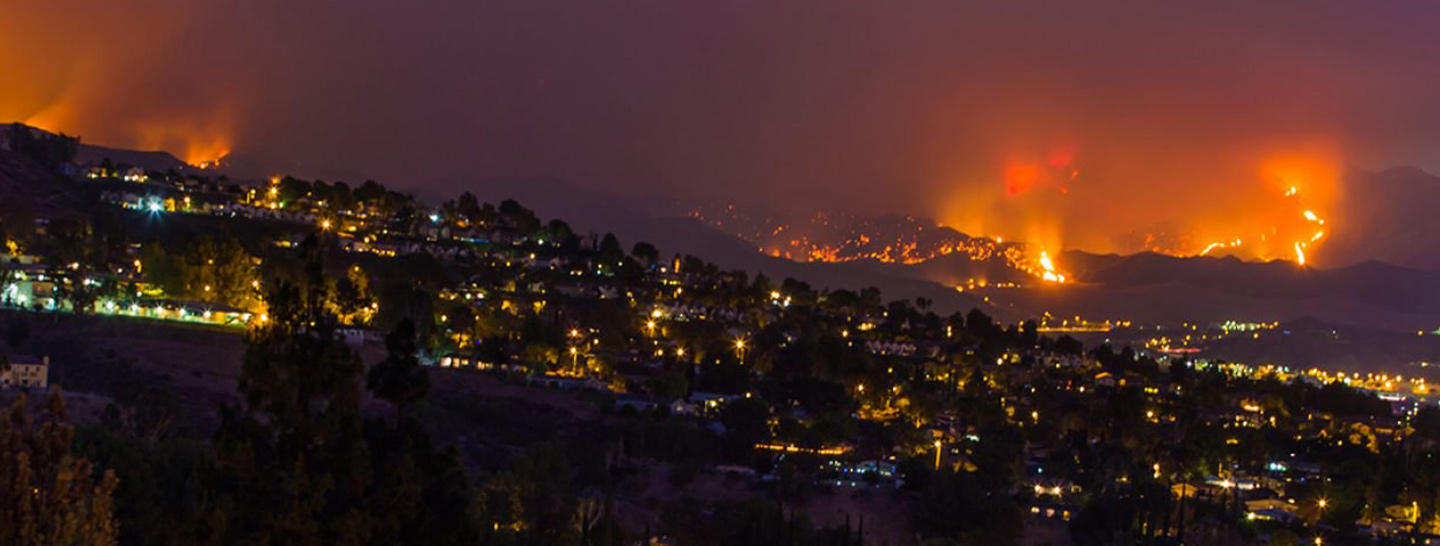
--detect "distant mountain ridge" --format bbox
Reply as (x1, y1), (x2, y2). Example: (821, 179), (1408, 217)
(12, 125), (1440, 337)
(435, 175), (1440, 334)
(1321, 166), (1440, 270)
(74, 142), (195, 174)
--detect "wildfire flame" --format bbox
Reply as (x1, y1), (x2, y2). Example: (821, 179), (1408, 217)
(688, 207), (1070, 286)
(1192, 164), (1333, 267)
(1037, 250), (1066, 283)
(939, 138), (1345, 269)
(1, 2), (243, 170)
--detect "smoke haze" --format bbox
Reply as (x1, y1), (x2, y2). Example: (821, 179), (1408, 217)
(4, 0), (1440, 262)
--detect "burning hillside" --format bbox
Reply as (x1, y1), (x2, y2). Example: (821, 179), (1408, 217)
(687, 148), (1349, 286)
(934, 146), (1345, 268)
(685, 205), (1069, 285)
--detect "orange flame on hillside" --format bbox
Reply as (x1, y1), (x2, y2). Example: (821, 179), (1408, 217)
(940, 143), (1343, 269)
(22, 104), (235, 168)
(1182, 155), (1338, 265)
(1, 2), (243, 170)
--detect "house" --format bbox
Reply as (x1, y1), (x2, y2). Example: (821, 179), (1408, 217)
(686, 392), (745, 416)
(865, 339), (917, 357)
(1, 354), (49, 390)
(1244, 498), (1300, 523)
(338, 327), (382, 347)
(614, 396), (659, 413)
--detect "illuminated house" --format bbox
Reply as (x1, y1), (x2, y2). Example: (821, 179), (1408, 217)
(2, 263), (58, 309)
(1, 354), (49, 390)
(681, 392), (745, 417)
(1243, 498), (1300, 523)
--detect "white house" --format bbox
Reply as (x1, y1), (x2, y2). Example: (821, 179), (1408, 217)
(1, 355), (49, 390)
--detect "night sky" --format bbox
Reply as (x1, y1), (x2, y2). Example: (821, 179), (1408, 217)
(4, 0), (1440, 252)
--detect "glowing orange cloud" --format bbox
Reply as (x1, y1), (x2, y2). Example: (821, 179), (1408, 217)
(940, 134), (1345, 268)
(1005, 163), (1042, 195)
(0, 1), (248, 168)
(1004, 144), (1080, 197)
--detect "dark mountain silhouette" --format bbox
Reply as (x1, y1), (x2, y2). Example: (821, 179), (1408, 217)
(74, 143), (194, 174)
(11, 127), (1438, 351)
(1321, 166), (1440, 270)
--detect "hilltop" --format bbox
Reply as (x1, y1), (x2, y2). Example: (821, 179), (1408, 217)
(4, 124), (1439, 368)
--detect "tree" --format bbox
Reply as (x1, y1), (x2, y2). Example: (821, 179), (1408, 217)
(631, 241), (660, 265)
(377, 281), (436, 336)
(355, 180), (387, 204)
(649, 370), (689, 402)
(0, 205), (36, 253)
(6, 123), (79, 170)
(182, 237), (259, 309)
(0, 391), (120, 546)
(141, 238), (260, 310)
(1054, 335), (1084, 356)
(599, 233), (624, 262)
(719, 398), (771, 459)
(367, 319), (431, 421)
(498, 199), (540, 232)
(537, 220), (575, 248)
(1019, 320), (1039, 348)
(71, 428), (216, 546)
(912, 469), (1021, 546)
(456, 192), (482, 222)
(330, 265), (376, 326)
(209, 242), (475, 545)
(211, 279), (372, 546)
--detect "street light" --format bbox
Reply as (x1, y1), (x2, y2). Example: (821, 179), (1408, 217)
(934, 439), (943, 470)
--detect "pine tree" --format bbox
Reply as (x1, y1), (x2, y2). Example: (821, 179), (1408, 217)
(366, 319), (430, 422)
(0, 391), (120, 546)
(212, 241), (472, 546)
(212, 274), (372, 546)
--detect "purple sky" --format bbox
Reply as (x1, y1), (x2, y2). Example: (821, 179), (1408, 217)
(4, 0), (1440, 251)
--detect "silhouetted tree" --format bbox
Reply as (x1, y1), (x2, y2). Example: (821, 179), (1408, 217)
(631, 241), (660, 264)
(367, 319), (430, 422)
(0, 392), (120, 546)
